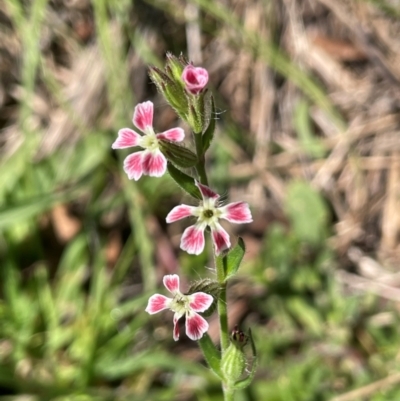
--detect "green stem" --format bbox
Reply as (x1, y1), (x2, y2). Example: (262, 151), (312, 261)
(218, 280), (229, 352)
(215, 254), (229, 352)
(194, 132), (208, 185)
(223, 386), (235, 401)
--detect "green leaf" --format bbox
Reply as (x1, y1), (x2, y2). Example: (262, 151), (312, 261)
(202, 94), (216, 154)
(216, 237), (246, 282)
(284, 180), (329, 245)
(198, 333), (222, 378)
(232, 328), (257, 390)
(167, 162), (201, 199)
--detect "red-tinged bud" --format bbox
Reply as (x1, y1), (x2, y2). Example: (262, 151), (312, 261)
(221, 326), (248, 385)
(182, 64), (209, 94)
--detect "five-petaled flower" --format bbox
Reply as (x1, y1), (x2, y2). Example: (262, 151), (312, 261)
(112, 101), (185, 180)
(145, 274), (213, 341)
(166, 182), (252, 255)
(181, 65), (209, 94)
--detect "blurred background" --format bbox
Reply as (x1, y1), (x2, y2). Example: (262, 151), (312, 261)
(2, 0), (400, 400)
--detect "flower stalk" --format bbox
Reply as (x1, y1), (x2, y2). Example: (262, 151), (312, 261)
(112, 54), (257, 400)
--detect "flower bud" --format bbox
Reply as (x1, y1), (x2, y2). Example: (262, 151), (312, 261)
(187, 278), (221, 317)
(182, 65), (209, 94)
(148, 66), (187, 115)
(221, 326), (248, 384)
(159, 141), (198, 168)
(187, 101), (203, 134)
(165, 52), (187, 83)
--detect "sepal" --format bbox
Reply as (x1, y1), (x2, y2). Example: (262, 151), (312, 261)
(165, 52), (187, 84)
(187, 98), (203, 134)
(220, 327), (257, 390)
(231, 328), (257, 390)
(160, 141), (198, 168)
(202, 93), (216, 154)
(148, 65), (187, 115)
(187, 278), (221, 317)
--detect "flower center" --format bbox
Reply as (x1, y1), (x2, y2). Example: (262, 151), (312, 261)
(140, 131), (159, 151)
(203, 209), (214, 219)
(170, 294), (190, 315)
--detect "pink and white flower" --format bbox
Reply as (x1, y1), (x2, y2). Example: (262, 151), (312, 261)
(166, 182), (252, 255)
(181, 65), (209, 94)
(145, 274), (213, 341)
(112, 101), (185, 180)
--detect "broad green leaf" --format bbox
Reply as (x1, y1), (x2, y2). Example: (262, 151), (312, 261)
(216, 237), (246, 282)
(167, 163), (201, 199)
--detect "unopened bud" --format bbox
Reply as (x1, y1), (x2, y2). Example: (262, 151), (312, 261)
(187, 102), (202, 134)
(159, 141), (198, 168)
(181, 64), (209, 95)
(149, 65), (187, 115)
(166, 52), (186, 83)
(187, 278), (221, 317)
(221, 326), (248, 384)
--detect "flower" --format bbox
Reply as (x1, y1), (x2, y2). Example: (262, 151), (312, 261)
(181, 65), (209, 94)
(145, 274), (213, 341)
(112, 101), (185, 180)
(166, 181), (252, 255)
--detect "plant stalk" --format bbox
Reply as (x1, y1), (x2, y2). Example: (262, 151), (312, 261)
(215, 253), (229, 352)
(194, 132), (208, 185)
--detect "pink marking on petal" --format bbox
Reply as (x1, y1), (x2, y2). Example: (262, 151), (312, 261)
(220, 202), (253, 224)
(156, 128), (185, 142)
(133, 101), (154, 131)
(166, 205), (195, 223)
(163, 274), (180, 293)
(112, 128), (141, 149)
(123, 152), (144, 181)
(185, 312), (209, 341)
(173, 313), (181, 341)
(211, 224), (231, 255)
(145, 294), (171, 314)
(182, 65), (209, 95)
(142, 150), (167, 177)
(196, 181), (219, 201)
(189, 292), (213, 312)
(181, 225), (206, 255)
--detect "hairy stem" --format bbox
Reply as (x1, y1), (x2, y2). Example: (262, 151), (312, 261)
(215, 253), (229, 352)
(218, 280), (229, 352)
(193, 132), (208, 185)
(223, 386), (235, 401)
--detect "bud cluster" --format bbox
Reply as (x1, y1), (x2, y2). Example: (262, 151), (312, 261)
(149, 53), (210, 134)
